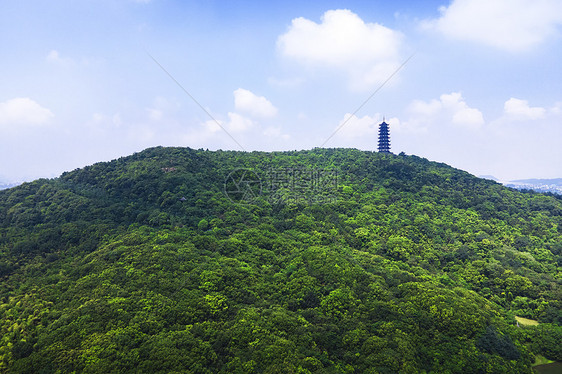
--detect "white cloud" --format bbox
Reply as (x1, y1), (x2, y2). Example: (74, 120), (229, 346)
(147, 108), (162, 121)
(451, 106), (483, 127)
(277, 9), (404, 90)
(87, 112), (121, 131)
(46, 50), (74, 66)
(409, 99), (442, 117)
(203, 119), (222, 134)
(183, 113), (255, 150)
(226, 112), (255, 132)
(333, 113), (379, 139)
(184, 92), (276, 150)
(145, 97), (181, 122)
(441, 93), (485, 127)
(0, 98), (54, 128)
(383, 117), (417, 134)
(263, 126), (290, 140)
(112, 113), (122, 127)
(407, 92), (484, 129)
(233, 88), (278, 118)
(92, 113), (105, 123)
(504, 98), (546, 120)
(200, 112), (255, 136)
(46, 50), (61, 62)
(389, 116), (427, 134)
(424, 0), (562, 52)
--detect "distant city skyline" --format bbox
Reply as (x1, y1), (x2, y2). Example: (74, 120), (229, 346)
(2, 0), (562, 183)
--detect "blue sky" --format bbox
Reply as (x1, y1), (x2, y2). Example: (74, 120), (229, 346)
(1, 0), (562, 183)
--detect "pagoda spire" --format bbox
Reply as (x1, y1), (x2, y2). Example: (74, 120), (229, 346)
(378, 120), (391, 153)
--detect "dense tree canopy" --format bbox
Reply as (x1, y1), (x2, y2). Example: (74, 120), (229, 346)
(0, 147), (560, 373)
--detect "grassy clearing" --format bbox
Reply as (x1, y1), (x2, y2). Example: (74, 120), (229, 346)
(515, 316), (540, 326)
(533, 355), (555, 366)
(517, 317), (559, 370)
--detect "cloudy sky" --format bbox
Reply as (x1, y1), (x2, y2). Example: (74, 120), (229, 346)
(2, 0), (562, 183)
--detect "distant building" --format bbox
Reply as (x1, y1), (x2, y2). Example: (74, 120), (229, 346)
(378, 120), (391, 153)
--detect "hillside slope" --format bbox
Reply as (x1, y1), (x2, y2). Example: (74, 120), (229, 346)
(0, 147), (561, 373)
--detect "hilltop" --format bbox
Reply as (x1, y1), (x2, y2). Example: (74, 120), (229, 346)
(0, 147), (561, 373)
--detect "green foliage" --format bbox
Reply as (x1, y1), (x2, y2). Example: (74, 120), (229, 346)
(0, 147), (560, 373)
(477, 326), (520, 360)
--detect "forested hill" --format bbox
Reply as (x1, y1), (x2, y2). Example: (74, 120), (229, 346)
(0, 147), (561, 373)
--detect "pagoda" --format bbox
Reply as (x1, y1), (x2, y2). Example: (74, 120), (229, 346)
(378, 120), (391, 153)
